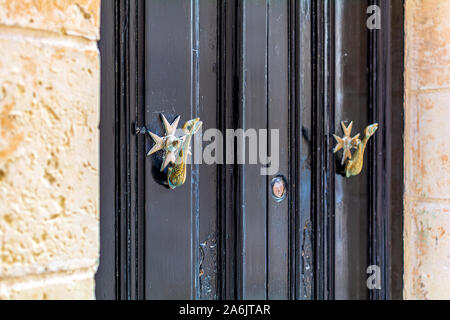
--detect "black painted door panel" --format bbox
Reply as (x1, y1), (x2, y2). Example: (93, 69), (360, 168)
(144, 0), (219, 300)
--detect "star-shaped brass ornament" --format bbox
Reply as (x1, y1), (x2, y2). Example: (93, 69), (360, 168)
(333, 121), (360, 165)
(147, 114), (185, 171)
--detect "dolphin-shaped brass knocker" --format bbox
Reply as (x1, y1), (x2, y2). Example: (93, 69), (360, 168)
(167, 118), (202, 189)
(333, 121), (378, 178)
(146, 114), (202, 189)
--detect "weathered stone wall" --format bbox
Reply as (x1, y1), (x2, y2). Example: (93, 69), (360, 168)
(0, 0), (100, 299)
(405, 0), (450, 299)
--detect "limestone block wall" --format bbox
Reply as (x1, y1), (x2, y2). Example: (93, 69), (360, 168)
(0, 0), (100, 299)
(404, 0), (450, 299)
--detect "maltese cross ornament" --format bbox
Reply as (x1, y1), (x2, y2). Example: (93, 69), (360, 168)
(333, 121), (360, 165)
(147, 114), (185, 172)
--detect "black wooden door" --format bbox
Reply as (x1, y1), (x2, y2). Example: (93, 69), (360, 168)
(96, 0), (404, 300)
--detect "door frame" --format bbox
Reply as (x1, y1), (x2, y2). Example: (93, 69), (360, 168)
(96, 0), (404, 300)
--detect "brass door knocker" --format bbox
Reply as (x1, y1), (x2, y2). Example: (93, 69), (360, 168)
(145, 114), (202, 189)
(333, 121), (378, 178)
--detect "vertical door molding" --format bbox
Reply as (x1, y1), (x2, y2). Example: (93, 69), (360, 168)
(368, 0), (404, 300)
(217, 0), (239, 300)
(288, 0), (315, 300)
(311, 0), (336, 300)
(96, 0), (146, 300)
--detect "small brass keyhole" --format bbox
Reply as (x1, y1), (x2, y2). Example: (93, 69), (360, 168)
(271, 176), (287, 202)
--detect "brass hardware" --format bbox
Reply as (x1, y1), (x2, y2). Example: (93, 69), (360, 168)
(147, 114), (203, 189)
(333, 121), (378, 178)
(271, 175), (287, 202)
